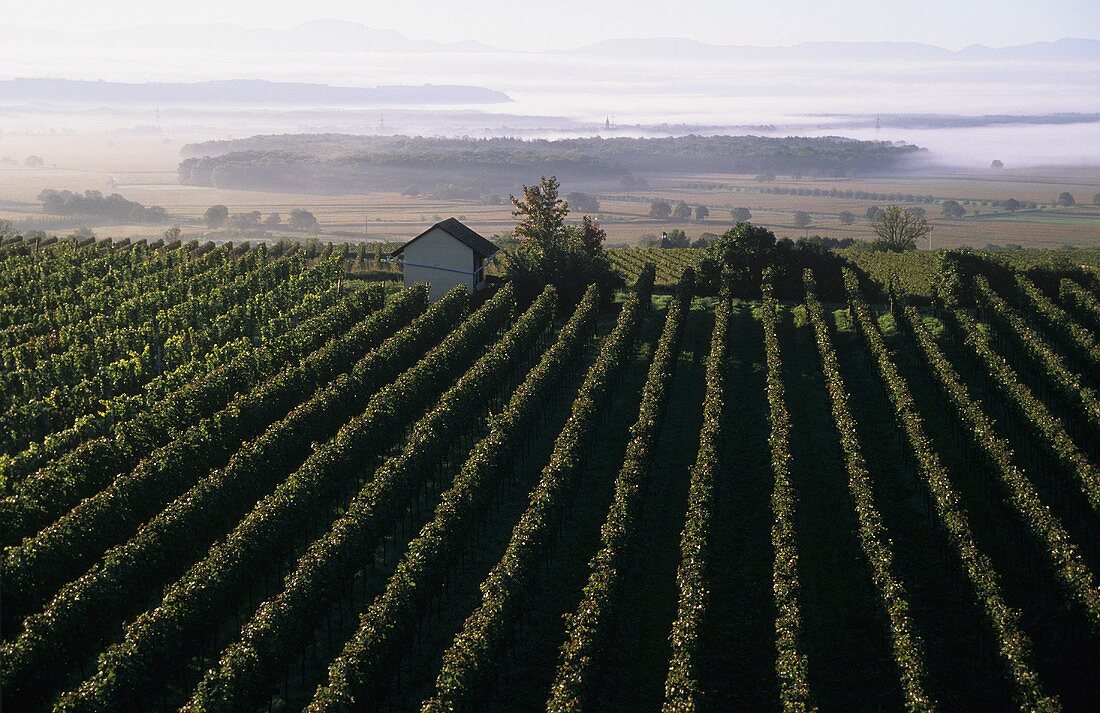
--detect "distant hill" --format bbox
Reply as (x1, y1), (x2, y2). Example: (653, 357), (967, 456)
(0, 78), (511, 106)
(570, 36), (1100, 62)
(1, 21), (1096, 61)
(0, 19), (500, 54)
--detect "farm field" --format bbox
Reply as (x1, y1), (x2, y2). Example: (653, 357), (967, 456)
(3, 134), (1100, 249)
(1, 238), (1098, 712)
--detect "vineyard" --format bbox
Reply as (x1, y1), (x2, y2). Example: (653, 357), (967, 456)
(2, 238), (1099, 712)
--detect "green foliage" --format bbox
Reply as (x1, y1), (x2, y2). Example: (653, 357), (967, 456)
(870, 205), (929, 252)
(504, 176), (623, 305)
(805, 272), (933, 712)
(289, 208), (319, 231)
(665, 229), (690, 248)
(760, 269), (814, 712)
(650, 199), (672, 219)
(187, 286), (555, 712)
(422, 270), (653, 712)
(941, 200), (966, 220)
(698, 222), (777, 295)
(900, 305), (1100, 630)
(56, 286), (513, 711)
(309, 286), (599, 711)
(204, 204), (228, 228)
(844, 269), (1058, 712)
(549, 269), (693, 711)
(663, 294), (730, 712)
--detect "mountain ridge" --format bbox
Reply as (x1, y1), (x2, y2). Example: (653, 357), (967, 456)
(0, 21), (1097, 61)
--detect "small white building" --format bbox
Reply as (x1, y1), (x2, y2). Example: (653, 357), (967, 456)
(391, 218), (501, 301)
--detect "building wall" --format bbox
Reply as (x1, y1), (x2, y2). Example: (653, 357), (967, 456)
(402, 227), (478, 300)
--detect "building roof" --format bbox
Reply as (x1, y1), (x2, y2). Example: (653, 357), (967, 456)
(391, 217), (500, 258)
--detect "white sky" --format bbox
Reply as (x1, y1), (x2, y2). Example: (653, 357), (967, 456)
(5, 0), (1099, 51)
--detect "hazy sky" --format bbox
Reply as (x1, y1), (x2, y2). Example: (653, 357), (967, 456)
(6, 0), (1100, 51)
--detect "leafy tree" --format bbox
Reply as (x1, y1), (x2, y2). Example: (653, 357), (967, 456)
(204, 204), (229, 228)
(144, 206), (168, 223)
(908, 206), (926, 218)
(1093, 193), (1100, 205)
(505, 175), (622, 305)
(24, 155), (43, 167)
(566, 191), (600, 213)
(673, 200), (693, 221)
(865, 205), (884, 221)
(649, 199), (672, 220)
(664, 229), (690, 248)
(289, 208), (318, 231)
(698, 222), (777, 294)
(163, 226), (182, 242)
(1057, 192), (1076, 207)
(513, 177), (570, 248)
(731, 207), (752, 223)
(0, 219), (14, 238)
(870, 204), (929, 252)
(695, 205), (710, 221)
(263, 212), (281, 226)
(838, 210), (855, 225)
(231, 211), (262, 229)
(941, 200), (965, 220)
(991, 159), (1004, 169)
(401, 185), (420, 197)
(1003, 198), (1021, 212)
(793, 211), (812, 229)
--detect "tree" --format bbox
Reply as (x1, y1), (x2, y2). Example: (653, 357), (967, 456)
(163, 226), (182, 242)
(513, 176), (570, 249)
(263, 212), (281, 226)
(24, 155), (43, 167)
(731, 207), (752, 223)
(0, 219), (14, 238)
(908, 206), (926, 218)
(941, 200), (965, 220)
(232, 211), (262, 229)
(504, 176), (622, 305)
(566, 191), (600, 214)
(664, 229), (690, 248)
(673, 200), (693, 221)
(991, 159), (1004, 169)
(204, 204), (229, 228)
(838, 210), (855, 225)
(695, 205), (710, 221)
(1093, 193), (1100, 205)
(793, 211), (812, 229)
(289, 208), (318, 231)
(870, 204), (930, 252)
(1057, 192), (1076, 207)
(649, 199), (672, 219)
(692, 232), (718, 249)
(144, 206), (168, 223)
(698, 222), (777, 294)
(1003, 198), (1021, 212)
(865, 205), (884, 221)
(401, 185), (421, 197)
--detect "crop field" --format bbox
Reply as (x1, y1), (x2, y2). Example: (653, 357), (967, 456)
(3, 137), (1100, 250)
(1, 238), (1099, 712)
